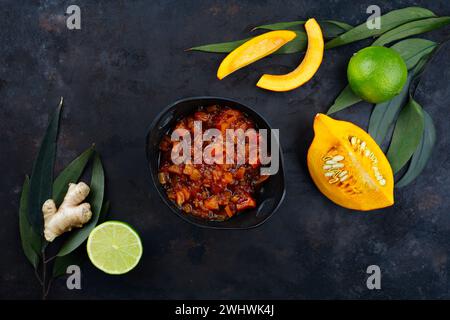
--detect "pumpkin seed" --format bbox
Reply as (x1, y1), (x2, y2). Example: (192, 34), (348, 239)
(338, 171), (348, 177)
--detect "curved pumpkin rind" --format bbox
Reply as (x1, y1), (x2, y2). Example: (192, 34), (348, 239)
(256, 18), (324, 92)
(217, 30), (297, 80)
(307, 114), (394, 211)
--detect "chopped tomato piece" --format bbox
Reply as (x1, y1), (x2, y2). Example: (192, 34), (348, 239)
(190, 168), (201, 181)
(204, 196), (219, 210)
(158, 172), (168, 184)
(223, 172), (233, 184)
(194, 111), (209, 121)
(183, 164), (194, 175)
(224, 205), (234, 217)
(176, 191), (185, 206)
(255, 174), (270, 185)
(206, 105), (219, 113)
(181, 187), (190, 201)
(212, 169), (222, 181)
(168, 165), (183, 175)
(235, 167), (245, 180)
(236, 194), (256, 211)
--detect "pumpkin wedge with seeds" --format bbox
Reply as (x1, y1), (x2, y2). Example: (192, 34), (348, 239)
(307, 114), (394, 211)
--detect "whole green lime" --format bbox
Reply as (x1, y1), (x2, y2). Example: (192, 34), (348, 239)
(347, 46), (407, 103)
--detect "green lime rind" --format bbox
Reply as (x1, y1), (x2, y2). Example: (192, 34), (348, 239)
(347, 46), (408, 103)
(87, 221), (143, 275)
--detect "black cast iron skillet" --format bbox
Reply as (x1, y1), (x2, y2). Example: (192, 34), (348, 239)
(146, 97), (286, 229)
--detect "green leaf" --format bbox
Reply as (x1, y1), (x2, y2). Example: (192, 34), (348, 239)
(254, 20), (352, 39)
(369, 73), (413, 145)
(386, 96), (424, 174)
(326, 85), (362, 115)
(396, 111), (436, 187)
(325, 7), (436, 49)
(98, 200), (110, 223)
(19, 176), (41, 268)
(52, 145), (95, 206)
(188, 19), (350, 55)
(390, 38), (437, 70)
(57, 152), (105, 257)
(28, 97), (63, 236)
(372, 16), (450, 46)
(320, 20), (354, 38)
(52, 248), (84, 278)
(322, 20), (354, 32)
(253, 20), (305, 31)
(366, 41), (432, 147)
(410, 52), (431, 76)
(188, 38), (250, 53)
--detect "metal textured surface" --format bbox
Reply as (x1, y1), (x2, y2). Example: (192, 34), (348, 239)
(0, 0), (449, 299)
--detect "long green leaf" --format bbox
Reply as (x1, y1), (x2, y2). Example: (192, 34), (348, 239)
(28, 97), (63, 236)
(369, 73), (413, 146)
(410, 52), (431, 76)
(372, 16), (450, 46)
(390, 38), (437, 70)
(52, 145), (95, 206)
(254, 20), (305, 31)
(387, 96), (424, 173)
(188, 38), (250, 53)
(325, 7), (436, 49)
(320, 20), (354, 38)
(98, 200), (110, 223)
(19, 176), (40, 268)
(254, 20), (352, 39)
(52, 248), (84, 278)
(396, 111), (436, 187)
(326, 85), (362, 115)
(56, 152), (105, 257)
(188, 19), (350, 54)
(323, 20), (354, 31)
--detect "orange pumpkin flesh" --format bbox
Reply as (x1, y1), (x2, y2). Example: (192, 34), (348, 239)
(307, 114), (394, 211)
(256, 18), (324, 92)
(217, 30), (297, 80)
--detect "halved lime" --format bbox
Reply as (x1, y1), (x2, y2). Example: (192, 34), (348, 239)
(87, 221), (143, 275)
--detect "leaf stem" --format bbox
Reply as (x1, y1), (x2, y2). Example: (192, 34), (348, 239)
(40, 248), (53, 300)
(34, 268), (43, 286)
(41, 249), (46, 300)
(44, 278), (53, 299)
(44, 255), (56, 264)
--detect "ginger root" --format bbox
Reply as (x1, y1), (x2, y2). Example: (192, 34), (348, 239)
(42, 182), (92, 242)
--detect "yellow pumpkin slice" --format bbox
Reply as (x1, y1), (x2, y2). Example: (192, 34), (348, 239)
(217, 30), (297, 80)
(257, 18), (324, 91)
(307, 114), (394, 211)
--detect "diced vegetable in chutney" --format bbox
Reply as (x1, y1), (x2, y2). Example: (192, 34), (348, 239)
(158, 106), (269, 221)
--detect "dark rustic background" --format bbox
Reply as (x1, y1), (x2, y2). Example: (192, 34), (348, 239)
(1, 0), (449, 299)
